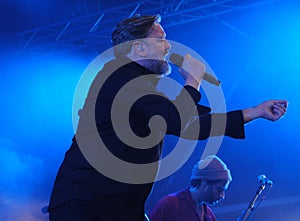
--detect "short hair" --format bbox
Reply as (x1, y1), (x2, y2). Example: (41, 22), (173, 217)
(111, 14), (161, 57)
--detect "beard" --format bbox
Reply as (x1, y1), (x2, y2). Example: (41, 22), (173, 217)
(139, 59), (171, 76)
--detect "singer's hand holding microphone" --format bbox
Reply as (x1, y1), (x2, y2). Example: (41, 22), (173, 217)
(168, 53), (221, 89)
(169, 53), (205, 89)
(181, 54), (206, 88)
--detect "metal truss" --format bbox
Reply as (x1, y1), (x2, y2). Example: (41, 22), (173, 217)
(16, 0), (280, 55)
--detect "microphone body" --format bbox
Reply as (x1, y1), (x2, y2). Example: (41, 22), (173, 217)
(168, 53), (221, 86)
(257, 174), (273, 185)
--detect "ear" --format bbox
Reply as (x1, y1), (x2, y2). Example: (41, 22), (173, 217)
(133, 40), (147, 57)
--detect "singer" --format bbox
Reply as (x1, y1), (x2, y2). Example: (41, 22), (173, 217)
(48, 14), (287, 221)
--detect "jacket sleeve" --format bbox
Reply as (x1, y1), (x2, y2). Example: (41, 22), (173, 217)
(131, 84), (245, 140)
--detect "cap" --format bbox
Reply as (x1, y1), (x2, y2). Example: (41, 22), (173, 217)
(190, 155), (232, 182)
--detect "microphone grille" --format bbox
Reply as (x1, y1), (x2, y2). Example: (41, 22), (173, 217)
(169, 53), (184, 67)
(257, 174), (266, 183)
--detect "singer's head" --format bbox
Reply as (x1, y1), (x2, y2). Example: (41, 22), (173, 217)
(190, 155), (232, 206)
(112, 14), (171, 75)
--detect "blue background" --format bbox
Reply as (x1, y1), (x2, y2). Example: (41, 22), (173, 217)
(1, 0), (299, 220)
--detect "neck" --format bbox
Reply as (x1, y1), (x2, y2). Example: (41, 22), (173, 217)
(124, 54), (145, 67)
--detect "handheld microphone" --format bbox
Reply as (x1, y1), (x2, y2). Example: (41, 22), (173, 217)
(168, 53), (221, 86)
(257, 174), (273, 185)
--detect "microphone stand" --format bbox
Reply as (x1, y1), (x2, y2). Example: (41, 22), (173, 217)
(237, 183), (266, 221)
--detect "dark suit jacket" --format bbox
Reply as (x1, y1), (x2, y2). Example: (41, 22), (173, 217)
(48, 57), (245, 216)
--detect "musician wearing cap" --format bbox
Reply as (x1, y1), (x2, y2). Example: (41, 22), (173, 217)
(149, 155), (232, 221)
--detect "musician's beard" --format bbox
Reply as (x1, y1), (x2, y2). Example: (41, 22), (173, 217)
(139, 59), (171, 76)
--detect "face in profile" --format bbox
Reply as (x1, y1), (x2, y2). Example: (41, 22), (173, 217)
(202, 180), (230, 205)
(140, 23), (171, 75)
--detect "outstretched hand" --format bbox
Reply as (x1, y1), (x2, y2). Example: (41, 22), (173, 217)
(243, 100), (288, 124)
